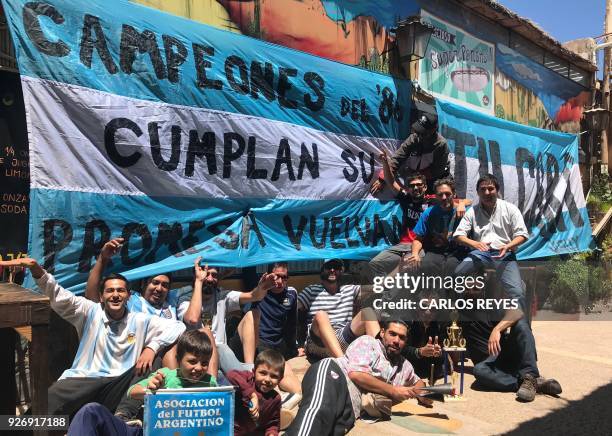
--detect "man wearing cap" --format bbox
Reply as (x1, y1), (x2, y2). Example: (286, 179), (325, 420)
(371, 111), (451, 195)
(298, 259), (379, 360)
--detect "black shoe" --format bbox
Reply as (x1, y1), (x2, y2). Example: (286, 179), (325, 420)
(516, 374), (537, 402)
(536, 377), (562, 396)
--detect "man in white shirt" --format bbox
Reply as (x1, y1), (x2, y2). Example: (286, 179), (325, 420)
(178, 257), (276, 374)
(452, 174), (561, 402)
(85, 238), (177, 376)
(453, 173), (529, 311)
(0, 257), (185, 417)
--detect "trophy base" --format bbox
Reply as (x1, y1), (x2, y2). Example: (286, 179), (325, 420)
(443, 347), (466, 352)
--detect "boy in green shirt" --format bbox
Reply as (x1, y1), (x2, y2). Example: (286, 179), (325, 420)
(67, 330), (215, 435)
(129, 329), (216, 398)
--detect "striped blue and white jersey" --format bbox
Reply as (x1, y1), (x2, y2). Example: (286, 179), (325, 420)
(126, 292), (177, 320)
(298, 283), (360, 331)
(35, 272), (186, 380)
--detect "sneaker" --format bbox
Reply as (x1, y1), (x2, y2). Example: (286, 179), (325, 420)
(536, 377), (562, 396)
(125, 419), (142, 427)
(516, 374), (537, 402)
(114, 413), (142, 427)
(280, 406), (297, 430)
(280, 392), (302, 410)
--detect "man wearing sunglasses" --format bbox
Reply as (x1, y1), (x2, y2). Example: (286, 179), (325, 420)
(369, 149), (430, 278)
(240, 262), (303, 396)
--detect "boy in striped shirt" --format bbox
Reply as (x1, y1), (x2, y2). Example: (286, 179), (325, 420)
(0, 257), (186, 417)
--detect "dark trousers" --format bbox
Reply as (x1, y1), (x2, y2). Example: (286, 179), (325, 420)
(420, 251), (464, 278)
(67, 402), (142, 436)
(473, 318), (540, 392)
(48, 368), (135, 417)
(114, 356), (164, 419)
(286, 358), (355, 436)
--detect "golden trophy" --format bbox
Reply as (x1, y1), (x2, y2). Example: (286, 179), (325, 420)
(443, 320), (467, 349)
(442, 316), (467, 400)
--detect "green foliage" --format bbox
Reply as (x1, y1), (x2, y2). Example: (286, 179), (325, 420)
(547, 256), (612, 313)
(589, 175), (612, 211)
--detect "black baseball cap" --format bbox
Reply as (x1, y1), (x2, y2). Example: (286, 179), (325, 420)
(322, 259), (344, 270)
(411, 112), (438, 134)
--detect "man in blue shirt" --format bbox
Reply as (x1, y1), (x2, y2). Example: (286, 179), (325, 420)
(236, 262), (302, 395)
(406, 178), (468, 276)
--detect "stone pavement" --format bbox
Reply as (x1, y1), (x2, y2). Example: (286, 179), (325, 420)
(287, 321), (612, 435)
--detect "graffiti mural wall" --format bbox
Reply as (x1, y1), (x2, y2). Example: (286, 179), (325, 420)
(134, 0), (419, 74)
(132, 1), (590, 132)
(495, 44), (590, 133)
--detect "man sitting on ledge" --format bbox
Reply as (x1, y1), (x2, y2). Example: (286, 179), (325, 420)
(0, 257), (186, 417)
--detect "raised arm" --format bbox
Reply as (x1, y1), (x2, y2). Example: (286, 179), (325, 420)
(85, 238), (124, 302)
(238, 273), (276, 305)
(380, 150), (404, 195)
(0, 258), (94, 329)
(181, 257), (207, 326)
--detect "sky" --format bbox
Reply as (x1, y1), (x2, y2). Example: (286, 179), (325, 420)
(498, 0), (606, 75)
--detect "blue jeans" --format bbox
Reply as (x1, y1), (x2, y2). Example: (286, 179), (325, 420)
(455, 249), (526, 312)
(216, 343), (253, 374)
(473, 318), (540, 391)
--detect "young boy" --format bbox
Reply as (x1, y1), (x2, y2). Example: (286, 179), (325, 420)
(227, 349), (284, 436)
(67, 330), (215, 435)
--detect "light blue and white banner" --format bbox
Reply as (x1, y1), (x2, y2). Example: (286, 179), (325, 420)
(437, 99), (592, 259)
(3, 0), (411, 289)
(2, 0), (591, 291)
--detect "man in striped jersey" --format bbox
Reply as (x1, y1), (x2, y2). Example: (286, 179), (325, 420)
(299, 259), (379, 361)
(0, 257), (186, 417)
(86, 238), (175, 317)
(85, 238), (177, 377)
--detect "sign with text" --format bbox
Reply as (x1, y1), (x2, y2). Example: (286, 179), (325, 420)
(2, 0), (411, 290)
(0, 71), (29, 261)
(144, 388), (234, 436)
(419, 11), (495, 113)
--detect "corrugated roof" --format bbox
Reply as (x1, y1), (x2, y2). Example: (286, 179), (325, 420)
(460, 0), (598, 73)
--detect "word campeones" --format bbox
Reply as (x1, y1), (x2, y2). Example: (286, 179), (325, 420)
(22, 4), (324, 112)
(373, 273), (486, 294)
(430, 46), (490, 69)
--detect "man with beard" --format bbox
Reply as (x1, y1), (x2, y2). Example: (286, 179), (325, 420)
(299, 259), (379, 360)
(0, 257), (185, 417)
(406, 178), (470, 277)
(243, 262), (303, 396)
(286, 320), (431, 435)
(179, 257), (276, 376)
